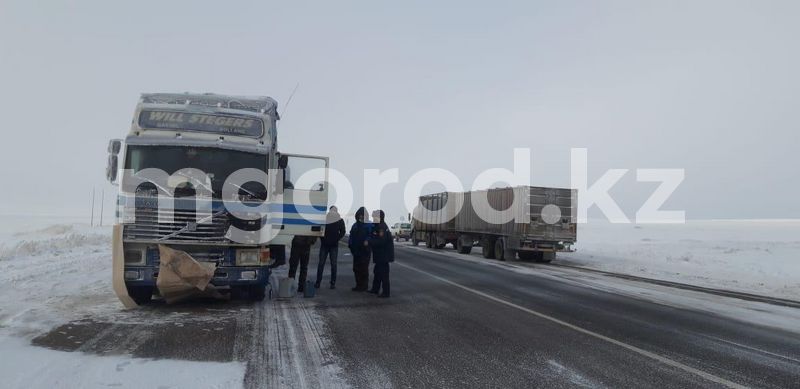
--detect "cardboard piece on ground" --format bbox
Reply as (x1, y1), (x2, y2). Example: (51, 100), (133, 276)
(157, 245), (219, 304)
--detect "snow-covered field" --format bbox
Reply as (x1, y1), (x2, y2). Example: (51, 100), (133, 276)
(560, 220), (800, 300)
(0, 215), (246, 388)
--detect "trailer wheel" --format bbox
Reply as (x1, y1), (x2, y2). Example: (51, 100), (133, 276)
(127, 286), (153, 305)
(535, 252), (555, 263)
(517, 251), (536, 261)
(456, 239), (472, 254)
(494, 240), (506, 261)
(481, 238), (496, 259)
(431, 233), (445, 249)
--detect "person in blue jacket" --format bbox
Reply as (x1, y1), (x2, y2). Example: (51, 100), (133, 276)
(348, 207), (372, 291)
(368, 209), (394, 298)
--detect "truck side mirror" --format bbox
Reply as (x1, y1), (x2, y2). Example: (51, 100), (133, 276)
(108, 139), (122, 155)
(106, 154), (118, 184)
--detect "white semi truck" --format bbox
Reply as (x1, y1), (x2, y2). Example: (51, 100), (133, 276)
(106, 93), (329, 307)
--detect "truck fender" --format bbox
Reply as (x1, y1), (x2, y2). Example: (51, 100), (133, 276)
(112, 224), (138, 308)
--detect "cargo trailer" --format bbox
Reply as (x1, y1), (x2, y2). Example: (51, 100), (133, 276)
(411, 186), (577, 262)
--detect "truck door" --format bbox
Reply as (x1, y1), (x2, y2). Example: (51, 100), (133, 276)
(276, 154), (329, 238)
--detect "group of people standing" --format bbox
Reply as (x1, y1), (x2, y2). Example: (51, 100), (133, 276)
(285, 205), (394, 298)
(347, 207), (394, 297)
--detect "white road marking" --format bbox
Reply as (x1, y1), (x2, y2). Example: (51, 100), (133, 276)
(702, 334), (800, 365)
(396, 261), (748, 389)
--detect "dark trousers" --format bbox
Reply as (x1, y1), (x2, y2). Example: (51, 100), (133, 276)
(352, 256), (370, 290)
(316, 244), (338, 286)
(289, 249), (310, 290)
(269, 245), (286, 268)
(371, 262), (390, 296)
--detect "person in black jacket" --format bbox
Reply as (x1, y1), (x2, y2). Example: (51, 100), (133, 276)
(289, 235), (317, 293)
(368, 210), (394, 298)
(315, 206), (346, 290)
(348, 207), (372, 291)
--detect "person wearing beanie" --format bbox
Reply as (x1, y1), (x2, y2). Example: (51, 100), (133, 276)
(368, 209), (394, 298)
(348, 207), (372, 291)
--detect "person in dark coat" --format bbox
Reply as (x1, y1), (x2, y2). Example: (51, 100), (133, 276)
(315, 206), (346, 290)
(368, 210), (394, 298)
(348, 207), (372, 291)
(289, 235), (317, 293)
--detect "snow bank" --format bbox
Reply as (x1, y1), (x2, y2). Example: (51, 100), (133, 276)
(561, 219), (800, 300)
(0, 216), (116, 335)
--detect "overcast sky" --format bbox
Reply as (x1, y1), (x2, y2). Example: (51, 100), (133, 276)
(0, 1), (797, 221)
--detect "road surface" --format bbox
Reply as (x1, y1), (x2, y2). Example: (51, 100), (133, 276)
(33, 243), (800, 388)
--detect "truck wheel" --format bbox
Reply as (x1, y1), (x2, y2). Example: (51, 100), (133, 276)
(127, 286), (153, 305)
(432, 233), (445, 249)
(249, 285), (267, 301)
(535, 252), (555, 263)
(518, 251), (536, 261)
(494, 240), (505, 261)
(456, 239), (472, 254)
(481, 238), (496, 259)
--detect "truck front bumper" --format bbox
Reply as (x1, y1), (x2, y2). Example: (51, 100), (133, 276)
(123, 265), (270, 288)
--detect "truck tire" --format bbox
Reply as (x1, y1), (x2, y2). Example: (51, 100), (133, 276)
(535, 252), (555, 263)
(517, 251), (536, 261)
(456, 239), (472, 254)
(431, 233), (445, 249)
(494, 239), (505, 261)
(127, 286), (153, 305)
(481, 237), (496, 259)
(249, 285), (267, 301)
(494, 239), (516, 261)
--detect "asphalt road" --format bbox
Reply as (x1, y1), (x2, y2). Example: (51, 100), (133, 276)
(33, 244), (800, 388)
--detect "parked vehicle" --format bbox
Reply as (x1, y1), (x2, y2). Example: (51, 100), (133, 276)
(411, 186), (576, 262)
(106, 93), (329, 306)
(390, 222), (413, 241)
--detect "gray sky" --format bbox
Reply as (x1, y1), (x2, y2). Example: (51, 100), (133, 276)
(0, 1), (798, 220)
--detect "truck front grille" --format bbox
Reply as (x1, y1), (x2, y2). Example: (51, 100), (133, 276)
(123, 208), (229, 243)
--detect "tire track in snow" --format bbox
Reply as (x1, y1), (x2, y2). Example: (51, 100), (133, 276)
(235, 298), (348, 388)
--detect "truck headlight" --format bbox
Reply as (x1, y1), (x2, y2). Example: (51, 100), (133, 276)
(236, 249), (260, 266)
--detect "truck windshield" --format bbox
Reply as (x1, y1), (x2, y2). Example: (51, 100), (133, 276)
(124, 145), (268, 199)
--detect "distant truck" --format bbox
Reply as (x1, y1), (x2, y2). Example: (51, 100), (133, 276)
(411, 186), (577, 262)
(105, 93), (329, 306)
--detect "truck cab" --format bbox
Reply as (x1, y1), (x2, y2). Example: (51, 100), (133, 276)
(106, 93), (328, 306)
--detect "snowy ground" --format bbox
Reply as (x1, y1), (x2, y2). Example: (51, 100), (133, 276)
(0, 214), (351, 389)
(560, 219), (800, 300)
(0, 215), (246, 388)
